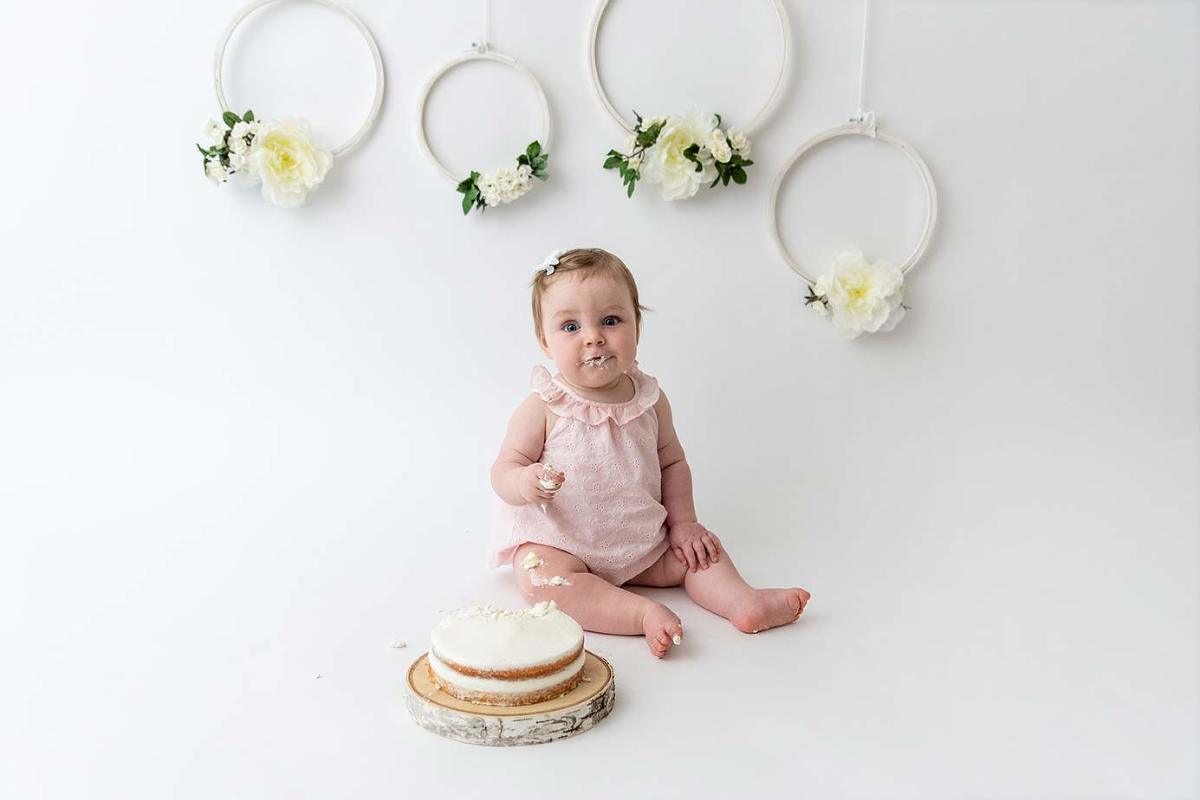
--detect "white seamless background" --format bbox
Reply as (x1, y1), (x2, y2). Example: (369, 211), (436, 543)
(0, 1), (1195, 798)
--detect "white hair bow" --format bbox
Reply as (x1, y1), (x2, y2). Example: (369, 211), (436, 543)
(539, 249), (563, 275)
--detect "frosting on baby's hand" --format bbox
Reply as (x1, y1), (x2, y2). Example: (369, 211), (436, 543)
(538, 463), (565, 490)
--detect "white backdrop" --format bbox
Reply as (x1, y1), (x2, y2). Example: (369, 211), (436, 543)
(2, 1), (1196, 798)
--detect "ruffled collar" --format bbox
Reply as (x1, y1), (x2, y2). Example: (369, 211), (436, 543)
(531, 362), (660, 426)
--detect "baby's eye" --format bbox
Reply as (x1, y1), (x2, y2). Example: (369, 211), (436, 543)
(561, 321), (580, 333)
(602, 316), (620, 327)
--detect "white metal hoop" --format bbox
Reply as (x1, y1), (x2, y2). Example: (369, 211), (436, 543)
(587, 0), (792, 136)
(769, 119), (939, 286)
(213, 0), (385, 158)
(416, 48), (552, 183)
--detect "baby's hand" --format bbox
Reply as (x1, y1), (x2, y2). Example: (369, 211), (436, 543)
(520, 463), (566, 505)
(668, 522), (721, 572)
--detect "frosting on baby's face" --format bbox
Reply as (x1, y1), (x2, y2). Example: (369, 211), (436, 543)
(537, 272), (639, 399)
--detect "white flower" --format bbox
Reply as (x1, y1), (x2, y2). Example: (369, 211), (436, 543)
(809, 297), (829, 316)
(203, 119), (225, 143)
(244, 117), (332, 208)
(477, 174), (501, 207)
(204, 158), (229, 184)
(231, 121), (252, 141)
(640, 111), (718, 201)
(729, 130), (750, 157)
(248, 120), (263, 136)
(708, 129), (732, 163)
(626, 152), (642, 170)
(228, 135), (248, 155)
(816, 251), (906, 338)
(228, 152), (247, 171)
(475, 160), (535, 208)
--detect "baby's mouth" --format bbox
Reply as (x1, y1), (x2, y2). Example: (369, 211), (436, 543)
(580, 355), (612, 368)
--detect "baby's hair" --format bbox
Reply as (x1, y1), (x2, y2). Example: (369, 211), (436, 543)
(530, 248), (650, 339)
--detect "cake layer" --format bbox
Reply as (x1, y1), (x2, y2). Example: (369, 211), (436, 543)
(429, 652), (588, 705)
(434, 642), (584, 680)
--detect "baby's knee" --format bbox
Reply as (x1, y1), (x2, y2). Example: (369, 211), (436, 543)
(511, 543), (589, 598)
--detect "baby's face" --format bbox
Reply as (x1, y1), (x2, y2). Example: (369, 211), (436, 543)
(538, 272), (638, 392)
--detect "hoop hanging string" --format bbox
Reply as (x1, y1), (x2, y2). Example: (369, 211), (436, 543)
(852, 0), (877, 137)
(473, 0), (492, 53)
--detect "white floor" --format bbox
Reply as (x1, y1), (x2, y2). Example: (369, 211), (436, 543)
(6, 513), (1195, 799)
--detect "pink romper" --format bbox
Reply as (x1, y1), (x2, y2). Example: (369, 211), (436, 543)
(489, 363), (670, 586)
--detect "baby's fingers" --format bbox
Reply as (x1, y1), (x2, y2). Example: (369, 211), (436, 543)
(681, 543), (699, 572)
(691, 540), (709, 570)
(673, 547), (688, 566)
(702, 533), (720, 563)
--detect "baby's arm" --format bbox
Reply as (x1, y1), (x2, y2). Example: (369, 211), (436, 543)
(491, 394), (564, 506)
(656, 391), (722, 571)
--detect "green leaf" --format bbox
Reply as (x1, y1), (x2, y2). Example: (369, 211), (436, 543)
(740, 159), (754, 167)
(636, 120), (664, 148)
(222, 111), (239, 128)
(196, 144), (210, 157)
(462, 191), (474, 215)
(457, 171), (480, 193)
(517, 154), (530, 167)
(732, 167), (747, 184)
(526, 141), (541, 158)
(243, 110), (255, 122)
(626, 179), (636, 198)
(714, 113), (722, 127)
(604, 155), (624, 170)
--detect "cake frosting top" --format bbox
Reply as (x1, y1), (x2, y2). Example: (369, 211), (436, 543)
(431, 601), (583, 670)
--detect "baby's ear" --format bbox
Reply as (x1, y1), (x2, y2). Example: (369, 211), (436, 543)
(536, 330), (552, 357)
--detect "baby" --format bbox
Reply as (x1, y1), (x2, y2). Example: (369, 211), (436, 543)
(490, 248), (810, 657)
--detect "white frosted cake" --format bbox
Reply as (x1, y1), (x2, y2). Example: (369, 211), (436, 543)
(428, 601), (585, 706)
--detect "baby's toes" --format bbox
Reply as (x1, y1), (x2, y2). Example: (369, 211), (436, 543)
(668, 621), (684, 647)
(795, 588), (812, 617)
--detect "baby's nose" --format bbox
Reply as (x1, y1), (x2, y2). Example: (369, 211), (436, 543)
(586, 330), (605, 346)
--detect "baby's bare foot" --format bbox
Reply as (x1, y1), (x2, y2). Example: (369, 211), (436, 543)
(730, 588), (811, 634)
(640, 603), (683, 658)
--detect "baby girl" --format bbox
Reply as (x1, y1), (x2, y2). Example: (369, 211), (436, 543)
(490, 248), (810, 657)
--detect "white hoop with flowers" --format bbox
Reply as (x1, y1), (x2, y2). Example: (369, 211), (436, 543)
(196, 0), (385, 207)
(588, 0), (792, 200)
(769, 0), (939, 338)
(416, 1), (551, 216)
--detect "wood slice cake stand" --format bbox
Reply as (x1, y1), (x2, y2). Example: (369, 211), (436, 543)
(406, 650), (615, 746)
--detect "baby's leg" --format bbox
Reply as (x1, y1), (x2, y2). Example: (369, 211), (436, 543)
(512, 543), (684, 658)
(682, 547), (811, 634)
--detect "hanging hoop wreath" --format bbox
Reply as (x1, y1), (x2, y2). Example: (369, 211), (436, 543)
(769, 0), (939, 338)
(195, 0), (385, 207)
(588, 0), (792, 200)
(769, 116), (938, 338)
(417, 42), (551, 216)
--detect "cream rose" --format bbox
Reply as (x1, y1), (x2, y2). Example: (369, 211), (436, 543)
(204, 158), (229, 184)
(245, 118), (332, 208)
(708, 129), (732, 163)
(729, 130), (750, 157)
(203, 119), (225, 143)
(818, 251), (906, 338)
(640, 111), (718, 201)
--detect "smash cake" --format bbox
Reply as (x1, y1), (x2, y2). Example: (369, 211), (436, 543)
(428, 601), (586, 706)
